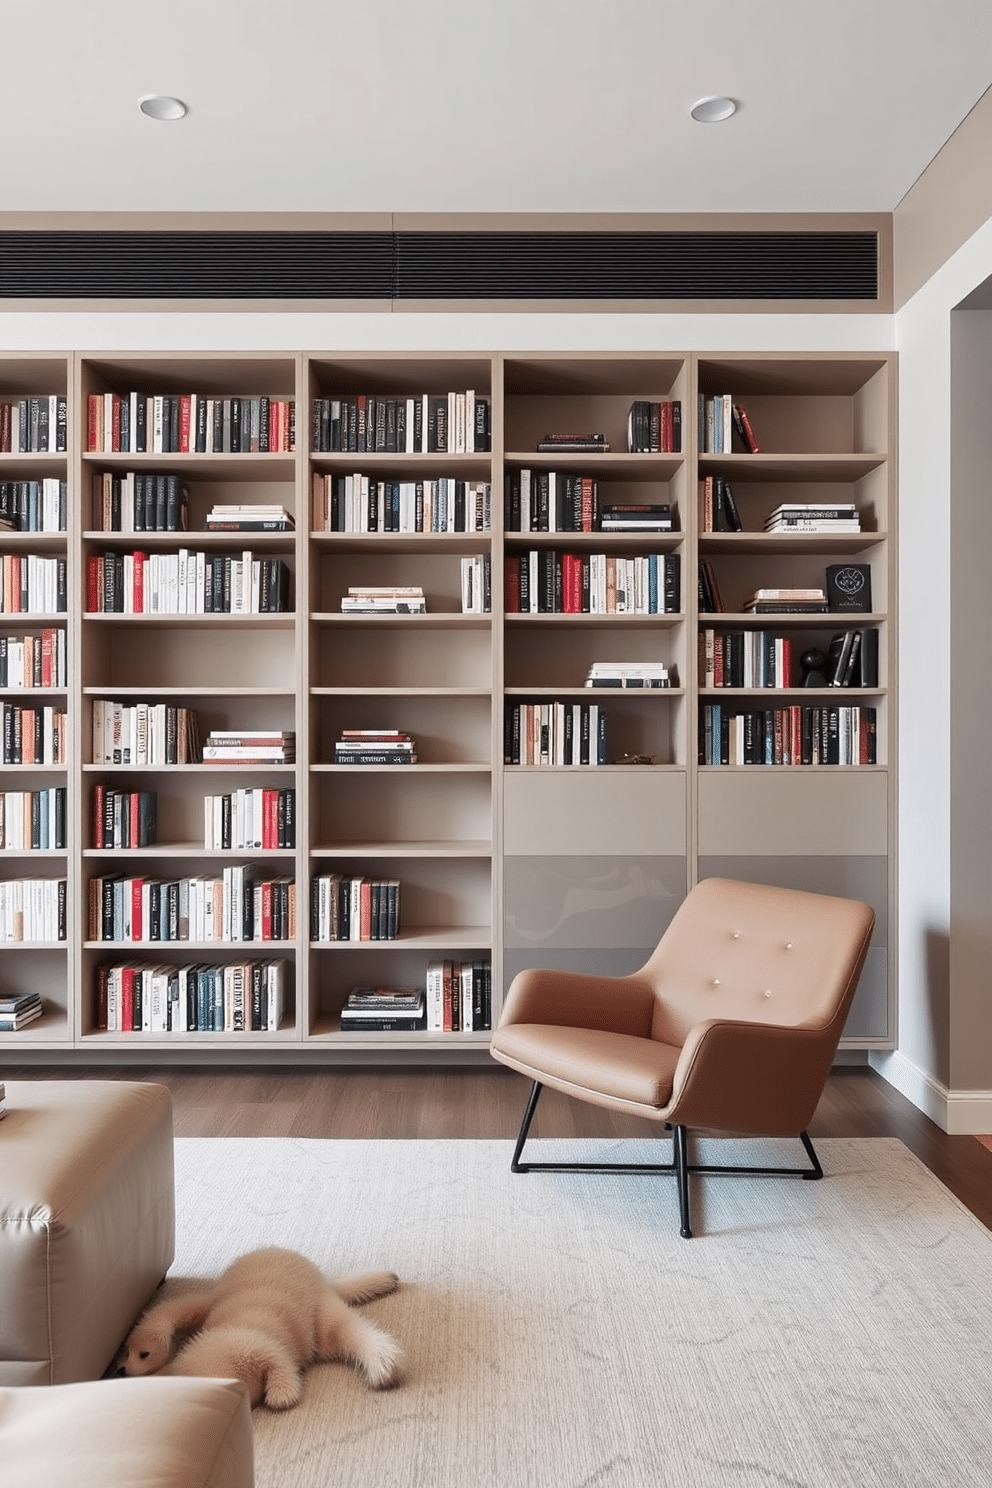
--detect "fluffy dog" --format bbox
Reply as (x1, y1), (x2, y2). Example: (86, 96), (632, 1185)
(118, 1246), (404, 1408)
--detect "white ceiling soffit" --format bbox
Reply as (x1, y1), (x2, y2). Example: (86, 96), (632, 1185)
(0, 0), (990, 216)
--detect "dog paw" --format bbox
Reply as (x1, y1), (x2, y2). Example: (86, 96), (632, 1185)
(263, 1371), (304, 1410)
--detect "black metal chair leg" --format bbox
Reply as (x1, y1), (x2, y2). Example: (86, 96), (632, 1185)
(510, 1081), (543, 1171)
(674, 1125), (692, 1238)
(800, 1130), (823, 1180)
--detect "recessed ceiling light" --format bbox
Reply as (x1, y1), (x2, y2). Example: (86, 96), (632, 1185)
(690, 96), (737, 124)
(137, 95), (188, 122)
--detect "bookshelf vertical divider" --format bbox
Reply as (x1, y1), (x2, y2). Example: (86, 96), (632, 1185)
(0, 347), (895, 1061)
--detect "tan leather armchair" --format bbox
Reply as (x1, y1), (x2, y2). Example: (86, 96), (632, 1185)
(490, 876), (875, 1237)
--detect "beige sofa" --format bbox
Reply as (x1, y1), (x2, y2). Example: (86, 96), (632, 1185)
(0, 1079), (176, 1385)
(0, 1080), (255, 1485)
(0, 1376), (255, 1488)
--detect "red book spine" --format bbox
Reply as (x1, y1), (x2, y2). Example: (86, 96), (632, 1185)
(131, 878), (143, 942)
(121, 966), (135, 1031)
(261, 880), (273, 941)
(504, 557), (521, 613)
(360, 880), (372, 940)
(129, 791), (139, 846)
(93, 785), (105, 849)
(86, 556), (101, 612)
(133, 552), (147, 613)
(87, 394), (99, 452)
(179, 395), (192, 453)
(111, 395), (122, 453)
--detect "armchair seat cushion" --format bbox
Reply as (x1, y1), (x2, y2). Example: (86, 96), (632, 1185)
(493, 1023), (681, 1110)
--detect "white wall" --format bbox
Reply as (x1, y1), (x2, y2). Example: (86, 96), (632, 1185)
(872, 213), (992, 1132)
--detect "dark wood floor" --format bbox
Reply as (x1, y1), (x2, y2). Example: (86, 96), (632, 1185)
(9, 1061), (992, 1230)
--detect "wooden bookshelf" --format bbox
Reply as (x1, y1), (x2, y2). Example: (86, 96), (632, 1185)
(0, 347), (896, 1060)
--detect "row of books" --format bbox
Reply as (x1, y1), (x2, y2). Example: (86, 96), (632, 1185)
(426, 958), (492, 1033)
(85, 551), (292, 614)
(700, 475), (743, 532)
(504, 702), (608, 767)
(202, 731), (295, 765)
(2, 705), (67, 766)
(698, 395), (760, 454)
(310, 392), (492, 454)
(339, 585), (425, 615)
(504, 551), (681, 615)
(95, 958), (288, 1034)
(505, 470), (599, 533)
(0, 398), (68, 454)
(87, 394), (296, 454)
(0, 992), (42, 1032)
(333, 732), (416, 766)
(626, 399), (682, 453)
(203, 788), (296, 850)
(312, 474), (492, 534)
(92, 702), (202, 766)
(92, 788), (157, 849)
(310, 875), (400, 942)
(0, 630), (67, 689)
(89, 871), (296, 944)
(585, 661), (673, 688)
(461, 554), (491, 614)
(90, 472), (189, 533)
(0, 555), (68, 615)
(0, 877), (67, 941)
(0, 787), (66, 851)
(699, 704), (878, 766)
(700, 628), (879, 689)
(0, 479), (67, 533)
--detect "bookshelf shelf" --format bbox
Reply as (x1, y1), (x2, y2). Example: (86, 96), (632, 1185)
(0, 346), (894, 1058)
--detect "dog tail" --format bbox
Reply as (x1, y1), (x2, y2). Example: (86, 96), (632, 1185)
(332, 1269), (400, 1305)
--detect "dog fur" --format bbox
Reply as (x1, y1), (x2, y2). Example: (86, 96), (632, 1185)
(118, 1246), (405, 1408)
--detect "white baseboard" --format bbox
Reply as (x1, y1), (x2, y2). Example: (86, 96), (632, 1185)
(869, 1050), (992, 1134)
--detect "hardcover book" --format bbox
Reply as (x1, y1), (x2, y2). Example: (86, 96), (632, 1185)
(826, 564), (873, 612)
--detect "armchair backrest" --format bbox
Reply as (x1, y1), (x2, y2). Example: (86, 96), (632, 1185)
(643, 877), (876, 1048)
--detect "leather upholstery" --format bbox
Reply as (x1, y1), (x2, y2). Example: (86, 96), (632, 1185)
(0, 1377), (254, 1488)
(491, 877), (875, 1136)
(0, 1080), (176, 1385)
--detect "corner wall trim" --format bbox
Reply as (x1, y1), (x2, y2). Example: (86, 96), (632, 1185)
(869, 1049), (992, 1133)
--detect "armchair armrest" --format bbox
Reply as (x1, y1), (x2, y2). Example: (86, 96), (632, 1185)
(498, 967), (656, 1039)
(665, 1018), (840, 1136)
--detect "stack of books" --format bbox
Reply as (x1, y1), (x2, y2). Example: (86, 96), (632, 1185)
(743, 588), (829, 615)
(334, 731), (417, 765)
(585, 662), (672, 689)
(201, 730), (296, 765)
(339, 986), (426, 1032)
(340, 586), (426, 615)
(598, 502), (673, 532)
(205, 504), (295, 532)
(0, 990), (43, 1031)
(764, 503), (861, 534)
(535, 432), (610, 454)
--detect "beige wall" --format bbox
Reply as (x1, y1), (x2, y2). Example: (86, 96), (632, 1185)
(894, 86), (992, 309)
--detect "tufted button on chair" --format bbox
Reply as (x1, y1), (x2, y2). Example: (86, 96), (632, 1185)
(490, 876), (875, 1237)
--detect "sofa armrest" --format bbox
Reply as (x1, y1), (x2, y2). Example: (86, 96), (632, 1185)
(665, 1018), (839, 1135)
(498, 967), (656, 1039)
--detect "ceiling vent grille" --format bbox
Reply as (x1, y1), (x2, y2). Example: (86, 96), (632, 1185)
(0, 229), (878, 302)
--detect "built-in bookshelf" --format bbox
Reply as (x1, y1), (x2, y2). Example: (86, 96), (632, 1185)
(0, 348), (896, 1061)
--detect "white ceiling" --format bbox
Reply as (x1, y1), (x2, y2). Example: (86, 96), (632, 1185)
(2, 0), (991, 217)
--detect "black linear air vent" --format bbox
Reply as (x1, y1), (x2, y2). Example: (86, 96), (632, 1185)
(0, 229), (878, 302)
(0, 232), (395, 299)
(396, 232), (878, 300)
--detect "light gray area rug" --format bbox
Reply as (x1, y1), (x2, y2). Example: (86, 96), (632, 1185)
(170, 1136), (992, 1488)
